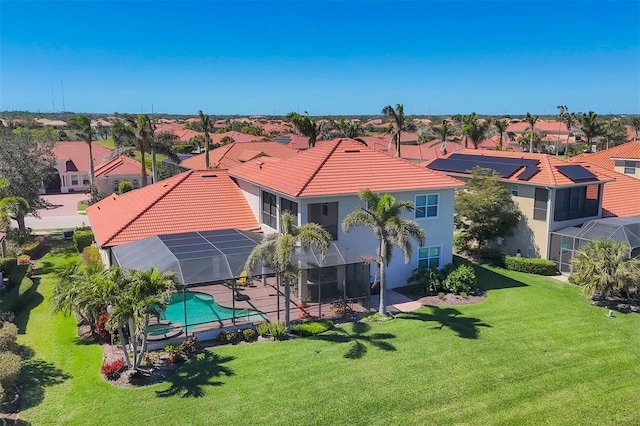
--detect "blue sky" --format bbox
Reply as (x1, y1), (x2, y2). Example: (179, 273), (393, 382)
(1, 1), (638, 115)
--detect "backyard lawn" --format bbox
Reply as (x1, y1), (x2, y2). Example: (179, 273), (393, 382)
(15, 237), (640, 425)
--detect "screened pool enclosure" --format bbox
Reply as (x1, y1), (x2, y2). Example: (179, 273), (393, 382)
(111, 229), (371, 337)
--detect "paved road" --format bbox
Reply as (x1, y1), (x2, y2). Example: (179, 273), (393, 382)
(21, 193), (91, 231)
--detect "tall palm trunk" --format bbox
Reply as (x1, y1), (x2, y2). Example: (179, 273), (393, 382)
(151, 146), (157, 184)
(395, 132), (401, 157)
(140, 150), (147, 187)
(284, 276), (291, 331)
(88, 140), (95, 186)
(498, 133), (503, 151)
(117, 327), (132, 368)
(378, 240), (387, 316)
(128, 318), (138, 368)
(529, 132), (534, 153)
(204, 137), (210, 169)
(137, 313), (150, 368)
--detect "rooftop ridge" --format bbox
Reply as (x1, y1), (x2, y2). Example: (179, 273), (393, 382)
(102, 170), (195, 246)
(294, 139), (344, 197)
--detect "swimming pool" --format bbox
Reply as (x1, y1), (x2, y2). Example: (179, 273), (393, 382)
(162, 291), (266, 329)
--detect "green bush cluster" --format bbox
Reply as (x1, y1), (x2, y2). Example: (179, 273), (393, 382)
(81, 246), (102, 267)
(504, 256), (557, 276)
(0, 318), (21, 404)
(0, 275), (36, 314)
(0, 322), (18, 353)
(290, 320), (333, 337)
(444, 264), (478, 294)
(256, 322), (287, 340)
(118, 180), (133, 194)
(73, 229), (94, 253)
(19, 238), (45, 258)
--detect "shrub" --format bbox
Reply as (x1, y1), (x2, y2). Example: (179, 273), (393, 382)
(181, 336), (199, 355)
(453, 233), (469, 254)
(256, 322), (270, 337)
(217, 330), (238, 345)
(94, 313), (111, 342)
(118, 180), (133, 194)
(476, 248), (506, 267)
(0, 258), (17, 276)
(290, 319), (334, 337)
(0, 312), (15, 323)
(81, 246), (102, 267)
(0, 352), (22, 389)
(444, 264), (477, 294)
(164, 343), (184, 363)
(361, 313), (394, 323)
(269, 322), (287, 340)
(438, 292), (446, 300)
(19, 238), (45, 258)
(241, 328), (258, 342)
(101, 358), (126, 380)
(0, 276), (35, 314)
(407, 267), (444, 294)
(8, 264), (30, 289)
(0, 382), (4, 404)
(459, 292), (468, 299)
(504, 256), (557, 276)
(73, 229), (94, 253)
(0, 321), (18, 353)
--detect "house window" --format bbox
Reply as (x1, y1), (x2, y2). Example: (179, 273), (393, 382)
(553, 185), (599, 221)
(511, 184), (519, 196)
(533, 188), (547, 221)
(113, 180), (120, 192)
(82, 175), (90, 185)
(71, 175), (78, 186)
(281, 198), (298, 217)
(624, 161), (637, 175)
(132, 179), (139, 189)
(322, 203), (329, 216)
(262, 190), (278, 229)
(415, 194), (439, 219)
(418, 246), (441, 269)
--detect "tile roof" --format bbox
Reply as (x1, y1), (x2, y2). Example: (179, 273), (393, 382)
(94, 155), (149, 177)
(52, 141), (113, 173)
(228, 138), (465, 197)
(423, 148), (614, 187)
(567, 162), (640, 218)
(569, 142), (640, 170)
(506, 120), (568, 135)
(179, 141), (298, 170)
(87, 170), (258, 247)
(211, 131), (263, 144)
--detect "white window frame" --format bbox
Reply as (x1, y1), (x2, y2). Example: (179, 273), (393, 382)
(511, 184), (519, 196)
(82, 175), (90, 185)
(418, 246), (442, 269)
(624, 161), (636, 175)
(415, 193), (439, 219)
(70, 174), (79, 186)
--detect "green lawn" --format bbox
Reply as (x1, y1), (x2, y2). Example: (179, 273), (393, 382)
(16, 239), (640, 425)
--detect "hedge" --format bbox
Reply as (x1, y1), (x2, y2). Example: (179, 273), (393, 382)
(7, 264), (30, 289)
(0, 351), (21, 390)
(0, 322), (18, 353)
(0, 258), (17, 276)
(73, 229), (95, 253)
(290, 320), (334, 337)
(504, 256), (557, 276)
(19, 237), (46, 258)
(0, 276), (36, 314)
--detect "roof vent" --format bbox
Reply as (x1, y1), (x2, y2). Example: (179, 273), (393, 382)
(202, 174), (218, 178)
(344, 149), (361, 153)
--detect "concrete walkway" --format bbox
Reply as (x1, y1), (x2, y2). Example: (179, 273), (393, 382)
(370, 289), (422, 313)
(21, 193), (90, 231)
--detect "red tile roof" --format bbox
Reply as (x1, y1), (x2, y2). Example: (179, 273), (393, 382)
(211, 131), (263, 144)
(506, 120), (568, 135)
(94, 155), (148, 177)
(423, 148), (614, 187)
(569, 142), (640, 170)
(52, 141), (113, 173)
(87, 170), (258, 247)
(567, 161), (640, 218)
(228, 138), (465, 197)
(179, 141), (298, 170)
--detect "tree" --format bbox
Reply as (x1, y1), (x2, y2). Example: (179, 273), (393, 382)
(524, 112), (539, 153)
(118, 180), (133, 194)
(461, 113), (489, 149)
(198, 110), (212, 169)
(0, 196), (30, 231)
(335, 118), (364, 139)
(493, 118), (510, 151)
(627, 116), (640, 142)
(602, 120), (627, 150)
(433, 120), (455, 155)
(572, 239), (640, 301)
(68, 115), (96, 186)
(454, 167), (522, 251)
(342, 189), (425, 316)
(287, 112), (319, 148)
(579, 111), (605, 149)
(0, 130), (55, 229)
(245, 211), (331, 331)
(381, 104), (408, 157)
(516, 130), (543, 153)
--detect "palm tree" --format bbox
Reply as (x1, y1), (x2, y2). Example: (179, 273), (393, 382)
(342, 189), (425, 316)
(572, 238), (640, 301)
(0, 196), (30, 232)
(68, 115), (95, 186)
(335, 118), (364, 139)
(627, 116), (640, 141)
(198, 110), (212, 169)
(245, 211), (331, 331)
(433, 120), (454, 155)
(524, 112), (539, 153)
(287, 112), (319, 148)
(579, 111), (604, 149)
(106, 267), (178, 369)
(462, 113), (489, 149)
(493, 118), (510, 151)
(382, 104), (410, 157)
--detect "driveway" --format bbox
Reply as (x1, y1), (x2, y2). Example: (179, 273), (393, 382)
(23, 193), (91, 230)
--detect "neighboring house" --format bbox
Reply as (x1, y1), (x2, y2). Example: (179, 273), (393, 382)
(570, 142), (640, 180)
(179, 141), (298, 170)
(86, 170), (259, 266)
(228, 138), (466, 288)
(425, 149), (614, 260)
(94, 155), (151, 194)
(46, 141), (113, 193)
(34, 118), (67, 129)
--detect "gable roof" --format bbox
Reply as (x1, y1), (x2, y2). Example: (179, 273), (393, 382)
(52, 141), (113, 173)
(228, 138), (465, 197)
(87, 170), (258, 247)
(179, 141), (298, 170)
(94, 155), (149, 177)
(424, 149), (613, 187)
(569, 142), (640, 170)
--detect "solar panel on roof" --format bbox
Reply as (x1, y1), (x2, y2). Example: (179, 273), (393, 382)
(429, 158), (522, 177)
(449, 154), (539, 166)
(556, 165), (597, 181)
(517, 166), (541, 181)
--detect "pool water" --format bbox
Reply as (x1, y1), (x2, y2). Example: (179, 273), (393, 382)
(162, 291), (266, 329)
(147, 323), (176, 336)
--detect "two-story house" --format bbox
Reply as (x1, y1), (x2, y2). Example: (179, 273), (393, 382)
(570, 142), (640, 180)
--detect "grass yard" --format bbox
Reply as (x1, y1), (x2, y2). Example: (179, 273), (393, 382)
(15, 238), (640, 425)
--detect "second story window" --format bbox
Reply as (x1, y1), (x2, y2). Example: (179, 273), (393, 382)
(262, 190), (278, 229)
(281, 198), (298, 217)
(511, 184), (519, 196)
(533, 188), (547, 221)
(624, 161), (637, 175)
(415, 194), (438, 219)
